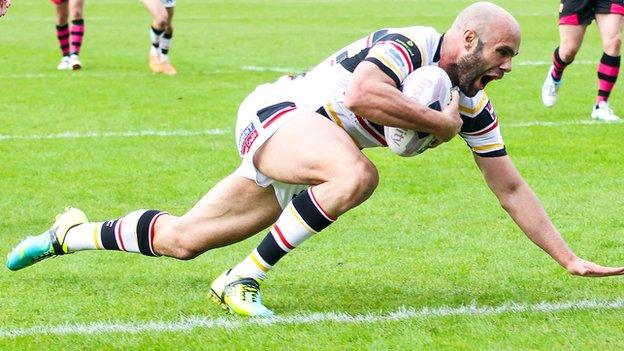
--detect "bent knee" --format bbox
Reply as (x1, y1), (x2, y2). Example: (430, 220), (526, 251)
(604, 37), (621, 55)
(153, 14), (169, 29)
(57, 14), (69, 25)
(559, 45), (579, 62)
(337, 159), (379, 206)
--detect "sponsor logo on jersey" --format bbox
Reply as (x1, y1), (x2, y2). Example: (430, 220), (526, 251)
(393, 38), (415, 57)
(238, 122), (258, 156)
(386, 48), (407, 69)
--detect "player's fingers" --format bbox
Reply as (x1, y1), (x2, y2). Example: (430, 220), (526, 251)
(577, 265), (624, 277)
(449, 90), (459, 106)
(594, 266), (624, 276)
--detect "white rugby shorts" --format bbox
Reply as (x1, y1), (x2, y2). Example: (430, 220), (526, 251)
(234, 79), (309, 209)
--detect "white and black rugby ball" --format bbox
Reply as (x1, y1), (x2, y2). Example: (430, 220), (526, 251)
(384, 66), (453, 157)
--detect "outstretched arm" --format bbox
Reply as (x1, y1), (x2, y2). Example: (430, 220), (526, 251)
(474, 154), (624, 277)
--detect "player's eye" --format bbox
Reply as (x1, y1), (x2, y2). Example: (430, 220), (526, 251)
(497, 47), (515, 58)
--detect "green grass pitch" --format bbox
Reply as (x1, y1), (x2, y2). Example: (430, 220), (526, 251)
(1, 0), (624, 349)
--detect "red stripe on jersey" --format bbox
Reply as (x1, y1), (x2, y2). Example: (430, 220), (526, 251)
(386, 41), (413, 72)
(273, 224), (294, 250)
(308, 187), (337, 221)
(116, 218), (126, 251)
(355, 115), (388, 146)
(466, 119), (499, 136)
(262, 106), (297, 129)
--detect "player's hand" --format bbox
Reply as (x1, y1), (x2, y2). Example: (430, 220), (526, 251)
(433, 90), (462, 144)
(565, 256), (624, 277)
(0, 0), (10, 17)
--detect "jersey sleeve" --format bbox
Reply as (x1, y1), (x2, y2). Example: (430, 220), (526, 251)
(363, 33), (423, 87)
(458, 92), (507, 157)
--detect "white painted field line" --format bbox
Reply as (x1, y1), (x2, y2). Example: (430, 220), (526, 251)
(516, 60), (595, 66)
(0, 128), (229, 141)
(1, 119), (620, 142)
(240, 65), (303, 73)
(242, 60), (607, 71)
(1, 298), (623, 338)
(506, 119), (623, 128)
(2, 61), (599, 79)
(240, 61), (602, 72)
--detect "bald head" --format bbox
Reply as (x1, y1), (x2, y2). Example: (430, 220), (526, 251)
(450, 2), (520, 43)
(438, 2), (521, 96)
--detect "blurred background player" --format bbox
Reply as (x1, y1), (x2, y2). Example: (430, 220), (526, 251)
(0, 0), (10, 17)
(52, 0), (85, 70)
(541, 0), (623, 121)
(143, 0), (177, 75)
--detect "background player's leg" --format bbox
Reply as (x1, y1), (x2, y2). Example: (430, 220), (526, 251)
(158, 6), (176, 75)
(68, 0), (84, 69)
(54, 0), (70, 70)
(141, 0), (168, 73)
(592, 13), (623, 120)
(542, 24), (586, 107)
(553, 24), (587, 78)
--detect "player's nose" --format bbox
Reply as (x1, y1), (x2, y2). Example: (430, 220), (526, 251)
(500, 57), (512, 73)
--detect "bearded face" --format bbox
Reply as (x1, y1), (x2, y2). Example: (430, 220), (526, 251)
(455, 40), (487, 97)
(445, 39), (507, 97)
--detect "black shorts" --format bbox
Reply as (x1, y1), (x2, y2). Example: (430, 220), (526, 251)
(559, 0), (624, 25)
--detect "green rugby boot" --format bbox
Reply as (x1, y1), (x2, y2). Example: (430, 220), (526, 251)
(6, 207), (88, 271)
(209, 269), (274, 317)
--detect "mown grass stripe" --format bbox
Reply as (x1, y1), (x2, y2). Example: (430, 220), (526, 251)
(1, 119), (621, 142)
(0, 129), (229, 141)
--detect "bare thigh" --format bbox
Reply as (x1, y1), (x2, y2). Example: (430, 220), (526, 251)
(165, 6), (174, 28)
(254, 111), (378, 216)
(55, 1), (68, 24)
(596, 13), (624, 55)
(68, 0), (83, 18)
(141, 0), (168, 26)
(558, 24), (587, 60)
(255, 112), (365, 185)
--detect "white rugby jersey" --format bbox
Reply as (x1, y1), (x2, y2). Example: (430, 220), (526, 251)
(280, 26), (506, 157)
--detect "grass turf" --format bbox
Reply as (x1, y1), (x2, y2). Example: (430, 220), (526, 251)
(1, 0), (624, 349)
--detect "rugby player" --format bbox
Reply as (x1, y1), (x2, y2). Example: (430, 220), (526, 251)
(51, 0), (85, 70)
(144, 0), (177, 75)
(541, 0), (623, 121)
(7, 2), (624, 317)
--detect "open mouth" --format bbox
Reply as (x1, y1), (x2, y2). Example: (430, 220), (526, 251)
(479, 74), (497, 88)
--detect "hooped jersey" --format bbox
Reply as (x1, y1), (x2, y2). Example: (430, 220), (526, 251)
(280, 26), (506, 157)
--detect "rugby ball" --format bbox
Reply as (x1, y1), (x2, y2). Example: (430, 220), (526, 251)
(384, 66), (453, 157)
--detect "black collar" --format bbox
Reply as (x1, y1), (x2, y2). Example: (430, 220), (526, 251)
(433, 33), (444, 62)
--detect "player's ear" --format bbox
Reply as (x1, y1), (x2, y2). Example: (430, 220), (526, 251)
(462, 30), (478, 51)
